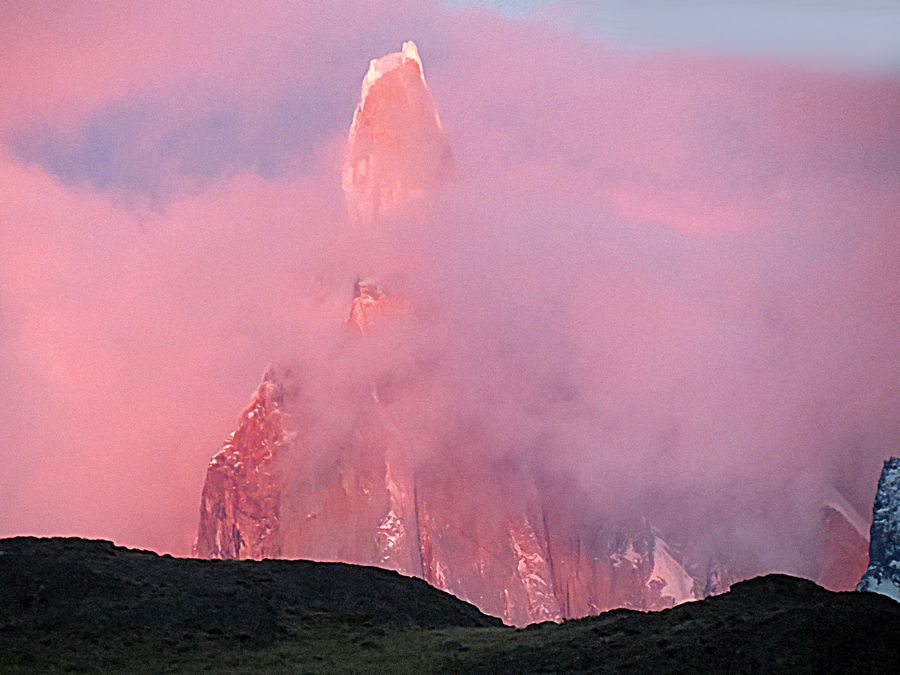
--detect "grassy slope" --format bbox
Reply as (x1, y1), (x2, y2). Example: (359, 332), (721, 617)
(1, 537), (898, 673)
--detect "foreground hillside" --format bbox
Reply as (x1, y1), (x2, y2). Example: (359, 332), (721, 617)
(1, 537), (898, 673)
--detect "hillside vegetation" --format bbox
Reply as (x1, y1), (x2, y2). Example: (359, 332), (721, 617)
(1, 537), (898, 673)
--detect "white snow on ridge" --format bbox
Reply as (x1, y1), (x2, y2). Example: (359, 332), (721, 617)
(649, 537), (697, 606)
(612, 541), (642, 567)
(861, 576), (900, 602)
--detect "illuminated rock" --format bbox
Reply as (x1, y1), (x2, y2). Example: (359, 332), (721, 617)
(342, 41), (453, 224)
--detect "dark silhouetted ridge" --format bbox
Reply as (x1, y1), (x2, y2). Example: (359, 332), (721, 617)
(2, 537), (898, 673)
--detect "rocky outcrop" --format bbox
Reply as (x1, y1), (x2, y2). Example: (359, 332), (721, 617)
(858, 457), (900, 601)
(194, 308), (875, 624)
(194, 271), (714, 623)
(194, 367), (710, 625)
(342, 40), (453, 224)
(195, 364), (298, 560)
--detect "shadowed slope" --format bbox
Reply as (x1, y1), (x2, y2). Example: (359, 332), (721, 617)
(1, 537), (898, 673)
(0, 536), (499, 642)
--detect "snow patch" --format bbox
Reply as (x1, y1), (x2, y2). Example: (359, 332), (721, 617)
(359, 40), (426, 105)
(377, 462), (410, 566)
(509, 520), (561, 621)
(648, 537), (697, 606)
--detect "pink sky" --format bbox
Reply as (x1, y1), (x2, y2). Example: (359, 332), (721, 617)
(1, 1), (899, 555)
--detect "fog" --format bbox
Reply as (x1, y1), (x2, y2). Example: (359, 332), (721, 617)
(1, 1), (898, 559)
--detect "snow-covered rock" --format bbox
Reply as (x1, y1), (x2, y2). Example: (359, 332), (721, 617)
(648, 534), (697, 607)
(857, 458), (900, 602)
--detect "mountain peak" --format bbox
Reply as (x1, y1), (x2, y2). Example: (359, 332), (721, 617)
(359, 40), (427, 104)
(343, 41), (452, 224)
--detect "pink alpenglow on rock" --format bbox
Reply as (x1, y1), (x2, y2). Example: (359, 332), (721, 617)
(342, 41), (453, 224)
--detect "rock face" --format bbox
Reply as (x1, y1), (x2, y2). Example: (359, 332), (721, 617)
(342, 40), (452, 224)
(858, 458), (900, 601)
(817, 492), (870, 591)
(193, 306), (871, 625)
(193, 41), (872, 625)
(195, 365), (295, 560)
(195, 272), (715, 624)
(194, 359), (706, 626)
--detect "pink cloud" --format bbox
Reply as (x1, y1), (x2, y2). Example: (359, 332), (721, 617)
(1, 3), (898, 559)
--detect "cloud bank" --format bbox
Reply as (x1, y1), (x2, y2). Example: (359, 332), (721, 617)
(1, 1), (898, 557)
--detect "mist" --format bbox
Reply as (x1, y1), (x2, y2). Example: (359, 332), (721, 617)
(1, 1), (898, 564)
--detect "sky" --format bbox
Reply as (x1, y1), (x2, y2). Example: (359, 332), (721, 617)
(1, 0), (899, 556)
(453, 0), (900, 71)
